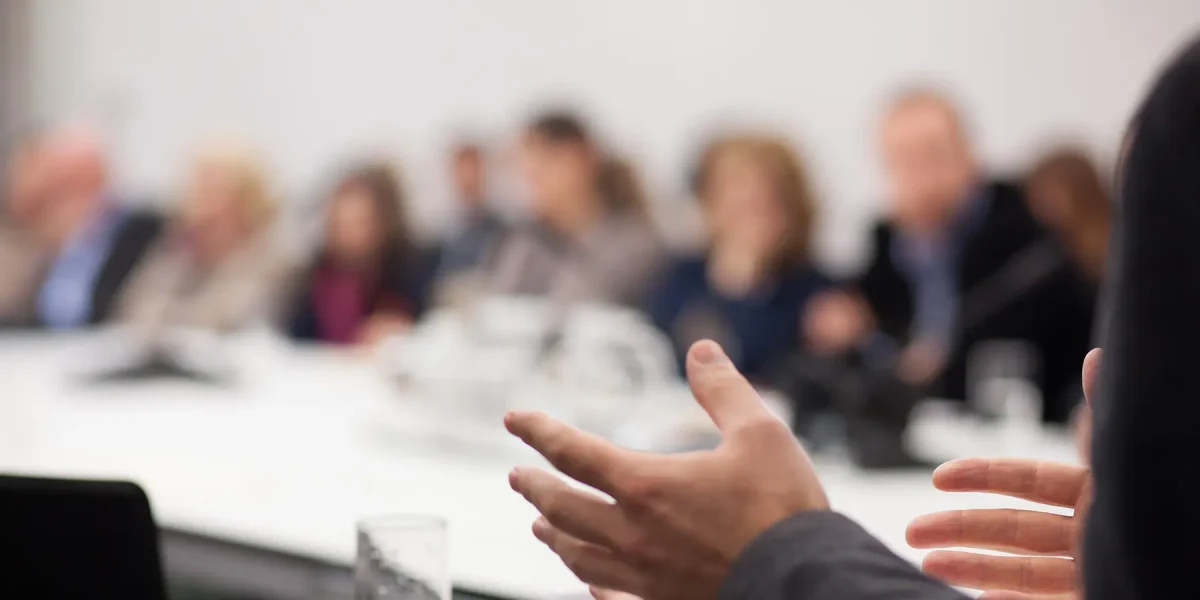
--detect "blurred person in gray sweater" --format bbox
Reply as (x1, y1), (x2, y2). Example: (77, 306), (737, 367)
(117, 138), (292, 335)
(487, 111), (664, 307)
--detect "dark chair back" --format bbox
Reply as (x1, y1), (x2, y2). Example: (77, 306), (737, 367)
(0, 475), (167, 599)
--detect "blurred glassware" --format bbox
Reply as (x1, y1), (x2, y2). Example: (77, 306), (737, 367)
(967, 340), (1043, 457)
(383, 301), (542, 429)
(467, 294), (557, 345)
(548, 303), (679, 435)
(380, 296), (694, 447)
(355, 514), (449, 600)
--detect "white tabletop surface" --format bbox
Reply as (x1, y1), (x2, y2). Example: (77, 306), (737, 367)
(0, 333), (1081, 599)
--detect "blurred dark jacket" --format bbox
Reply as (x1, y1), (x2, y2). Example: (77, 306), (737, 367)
(855, 180), (1095, 422)
(285, 243), (429, 344)
(487, 213), (664, 306)
(437, 207), (507, 276)
(647, 256), (830, 381)
(33, 208), (165, 329)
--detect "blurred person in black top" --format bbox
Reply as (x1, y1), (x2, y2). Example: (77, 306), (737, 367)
(431, 141), (508, 307)
(286, 163), (427, 347)
(487, 111), (664, 306)
(648, 132), (830, 381)
(21, 126), (164, 329)
(804, 90), (1093, 426)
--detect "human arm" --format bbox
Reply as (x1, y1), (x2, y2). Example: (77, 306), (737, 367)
(507, 340), (964, 600)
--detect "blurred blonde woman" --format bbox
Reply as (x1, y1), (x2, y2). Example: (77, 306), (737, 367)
(119, 139), (292, 333)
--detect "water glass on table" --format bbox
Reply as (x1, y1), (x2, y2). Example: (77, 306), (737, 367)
(356, 515), (449, 600)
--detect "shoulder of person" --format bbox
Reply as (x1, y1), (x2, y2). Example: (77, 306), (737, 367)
(503, 220), (561, 251)
(661, 254), (708, 281)
(115, 207), (169, 242)
(859, 219), (896, 269)
(774, 263), (833, 300)
(601, 213), (665, 256)
(869, 218), (895, 246)
(980, 179), (1039, 229)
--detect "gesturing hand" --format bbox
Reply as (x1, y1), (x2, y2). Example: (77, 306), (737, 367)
(505, 340), (829, 600)
(904, 348), (1101, 600)
(906, 458), (1091, 599)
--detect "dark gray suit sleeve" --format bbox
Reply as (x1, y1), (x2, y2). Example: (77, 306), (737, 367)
(717, 512), (966, 600)
(1083, 35), (1200, 600)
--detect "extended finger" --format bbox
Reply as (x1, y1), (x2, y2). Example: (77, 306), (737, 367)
(590, 587), (643, 600)
(932, 458), (1087, 507)
(907, 509), (1074, 555)
(685, 340), (776, 434)
(505, 410), (630, 493)
(510, 467), (632, 548)
(532, 518), (643, 593)
(922, 551), (1075, 593)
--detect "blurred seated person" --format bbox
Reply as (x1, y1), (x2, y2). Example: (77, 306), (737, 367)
(0, 131), (51, 326)
(647, 133), (829, 381)
(437, 141), (507, 276)
(286, 162), (427, 346)
(487, 111), (663, 306)
(117, 139), (292, 336)
(25, 125), (164, 329)
(1025, 147), (1112, 284)
(430, 141), (509, 307)
(804, 89), (1094, 428)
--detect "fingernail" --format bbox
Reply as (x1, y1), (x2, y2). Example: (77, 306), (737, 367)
(508, 469), (521, 491)
(692, 340), (727, 365)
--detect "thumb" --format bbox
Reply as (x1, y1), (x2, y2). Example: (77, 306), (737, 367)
(1081, 348), (1102, 406)
(685, 340), (772, 433)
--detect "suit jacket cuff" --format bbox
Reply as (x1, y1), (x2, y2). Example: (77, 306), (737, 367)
(717, 511), (964, 600)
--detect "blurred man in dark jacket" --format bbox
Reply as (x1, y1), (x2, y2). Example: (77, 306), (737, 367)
(21, 126), (163, 329)
(805, 90), (1094, 425)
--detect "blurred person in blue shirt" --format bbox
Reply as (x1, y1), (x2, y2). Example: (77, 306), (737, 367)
(24, 126), (163, 330)
(430, 141), (509, 307)
(437, 141), (507, 275)
(647, 133), (830, 381)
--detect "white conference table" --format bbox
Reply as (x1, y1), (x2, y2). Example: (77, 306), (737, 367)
(0, 333), (1080, 599)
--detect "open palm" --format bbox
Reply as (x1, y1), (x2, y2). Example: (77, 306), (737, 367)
(906, 348), (1100, 599)
(907, 458), (1090, 600)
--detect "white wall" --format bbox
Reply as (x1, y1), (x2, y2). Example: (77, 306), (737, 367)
(27, 0), (1200, 270)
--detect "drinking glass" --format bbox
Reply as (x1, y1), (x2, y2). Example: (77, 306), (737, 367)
(966, 340), (1043, 456)
(355, 515), (449, 600)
